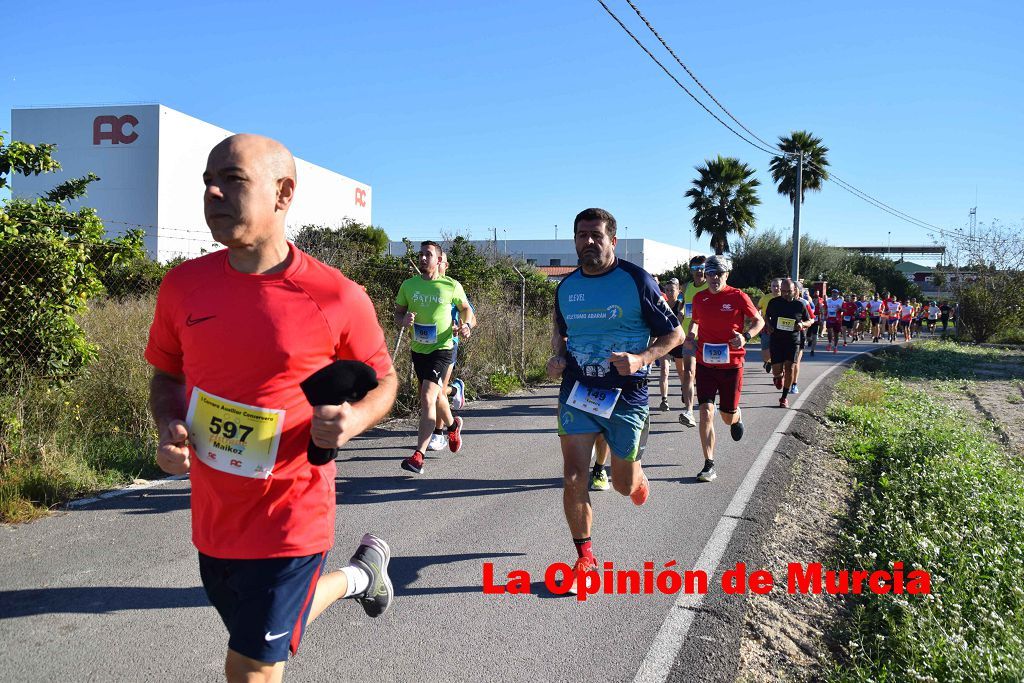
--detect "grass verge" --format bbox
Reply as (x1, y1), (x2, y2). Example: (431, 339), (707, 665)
(824, 348), (1024, 681)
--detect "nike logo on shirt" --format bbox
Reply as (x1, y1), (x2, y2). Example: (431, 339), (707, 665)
(186, 314), (216, 327)
(265, 631), (289, 642)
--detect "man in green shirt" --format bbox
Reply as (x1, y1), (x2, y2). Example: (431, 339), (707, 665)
(677, 255), (708, 428)
(395, 241), (476, 475)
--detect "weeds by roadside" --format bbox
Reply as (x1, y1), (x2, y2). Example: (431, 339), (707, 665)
(824, 353), (1024, 681)
(1, 289), (553, 522)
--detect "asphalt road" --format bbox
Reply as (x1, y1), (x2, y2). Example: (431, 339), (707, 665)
(0, 341), (877, 682)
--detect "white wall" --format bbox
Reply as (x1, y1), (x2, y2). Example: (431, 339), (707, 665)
(12, 105), (162, 253)
(12, 104), (372, 261)
(156, 106), (232, 260)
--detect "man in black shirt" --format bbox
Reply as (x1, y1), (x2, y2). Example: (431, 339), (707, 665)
(765, 279), (814, 408)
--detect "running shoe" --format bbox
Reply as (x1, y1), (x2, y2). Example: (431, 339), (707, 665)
(447, 416), (464, 453)
(832, 346), (838, 354)
(347, 533), (393, 618)
(825, 344), (831, 352)
(763, 361), (772, 373)
(773, 375), (782, 390)
(730, 421), (745, 441)
(401, 450), (425, 474)
(566, 555), (598, 596)
(450, 378), (466, 410)
(696, 461), (717, 482)
(790, 384), (799, 395)
(630, 471), (650, 506)
(779, 396), (789, 408)
(678, 410), (697, 428)
(658, 397), (670, 412)
(589, 467), (610, 492)
(425, 433), (447, 451)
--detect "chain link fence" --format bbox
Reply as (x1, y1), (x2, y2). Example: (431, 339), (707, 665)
(1, 232), (544, 408)
(0, 227), (553, 517)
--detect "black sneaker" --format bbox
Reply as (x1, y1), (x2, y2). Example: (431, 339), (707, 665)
(348, 533), (394, 618)
(696, 461), (716, 482)
(730, 421), (745, 441)
(658, 397), (670, 412)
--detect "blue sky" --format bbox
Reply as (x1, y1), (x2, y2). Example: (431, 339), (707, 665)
(4, 0), (1021, 264)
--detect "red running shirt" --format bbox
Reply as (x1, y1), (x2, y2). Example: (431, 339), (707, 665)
(145, 244), (393, 559)
(691, 286), (759, 368)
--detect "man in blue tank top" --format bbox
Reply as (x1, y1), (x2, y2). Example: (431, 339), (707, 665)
(547, 207), (682, 594)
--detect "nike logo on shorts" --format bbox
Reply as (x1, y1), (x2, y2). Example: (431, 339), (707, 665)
(265, 631), (289, 642)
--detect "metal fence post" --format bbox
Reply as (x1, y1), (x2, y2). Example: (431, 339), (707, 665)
(511, 264), (526, 379)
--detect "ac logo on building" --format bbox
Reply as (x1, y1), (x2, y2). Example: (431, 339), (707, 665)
(93, 115), (139, 145)
(354, 187), (367, 207)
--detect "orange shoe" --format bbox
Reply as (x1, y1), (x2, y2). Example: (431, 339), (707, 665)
(566, 555), (598, 596)
(630, 471), (650, 506)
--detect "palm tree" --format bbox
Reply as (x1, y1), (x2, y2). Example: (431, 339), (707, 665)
(685, 155), (761, 255)
(769, 131), (829, 205)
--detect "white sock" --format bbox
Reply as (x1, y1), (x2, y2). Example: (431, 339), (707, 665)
(340, 565), (371, 598)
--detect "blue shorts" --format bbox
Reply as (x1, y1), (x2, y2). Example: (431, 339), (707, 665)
(557, 385), (650, 462)
(760, 330), (771, 350)
(199, 551), (328, 663)
(450, 339), (459, 367)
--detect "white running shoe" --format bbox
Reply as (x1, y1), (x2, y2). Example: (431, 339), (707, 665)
(678, 410), (697, 428)
(425, 433), (447, 451)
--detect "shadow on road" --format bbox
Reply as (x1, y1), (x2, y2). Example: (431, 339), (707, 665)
(0, 586), (208, 619)
(336, 474), (562, 505)
(392, 552), (526, 596)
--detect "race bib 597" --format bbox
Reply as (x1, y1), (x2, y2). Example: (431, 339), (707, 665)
(186, 388), (285, 479)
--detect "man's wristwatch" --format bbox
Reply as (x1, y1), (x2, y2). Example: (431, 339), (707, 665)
(742, 331), (752, 341)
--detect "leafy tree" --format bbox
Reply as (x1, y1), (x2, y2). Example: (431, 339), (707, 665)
(769, 131), (830, 205)
(685, 155), (761, 255)
(0, 134), (141, 382)
(956, 273), (1024, 343)
(292, 221), (390, 258)
(0, 132), (59, 190)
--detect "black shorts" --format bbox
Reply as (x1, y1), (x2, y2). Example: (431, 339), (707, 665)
(770, 338), (798, 363)
(199, 551), (328, 663)
(870, 316), (880, 325)
(412, 349), (454, 384)
(842, 319), (854, 329)
(667, 344), (689, 360)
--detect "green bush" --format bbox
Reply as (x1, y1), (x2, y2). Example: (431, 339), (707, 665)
(826, 361), (1024, 681)
(956, 273), (1024, 343)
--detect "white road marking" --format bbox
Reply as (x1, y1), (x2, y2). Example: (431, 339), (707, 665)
(633, 348), (876, 683)
(65, 474), (189, 509)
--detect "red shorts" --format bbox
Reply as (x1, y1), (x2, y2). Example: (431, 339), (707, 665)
(826, 319), (842, 329)
(695, 364), (743, 413)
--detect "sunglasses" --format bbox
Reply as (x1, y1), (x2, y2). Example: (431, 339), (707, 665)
(705, 271), (724, 278)
(690, 266), (705, 272)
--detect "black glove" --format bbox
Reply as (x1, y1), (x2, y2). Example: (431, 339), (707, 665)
(300, 360), (379, 466)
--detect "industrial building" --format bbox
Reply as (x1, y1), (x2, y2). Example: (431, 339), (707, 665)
(11, 104), (371, 261)
(388, 238), (700, 278)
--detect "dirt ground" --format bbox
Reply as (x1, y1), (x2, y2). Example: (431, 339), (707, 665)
(736, 348), (1024, 682)
(735, 432), (850, 683)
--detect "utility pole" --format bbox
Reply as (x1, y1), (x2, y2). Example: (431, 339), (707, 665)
(790, 151), (803, 282)
(554, 224), (558, 240)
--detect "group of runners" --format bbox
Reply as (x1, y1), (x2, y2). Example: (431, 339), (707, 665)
(144, 133), (960, 680)
(815, 290), (956, 347)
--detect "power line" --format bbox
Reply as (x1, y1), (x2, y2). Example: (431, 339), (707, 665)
(622, 0), (784, 153)
(593, 0), (782, 157)
(600, 0), (985, 246)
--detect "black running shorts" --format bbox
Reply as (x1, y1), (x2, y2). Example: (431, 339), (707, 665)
(411, 349), (454, 385)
